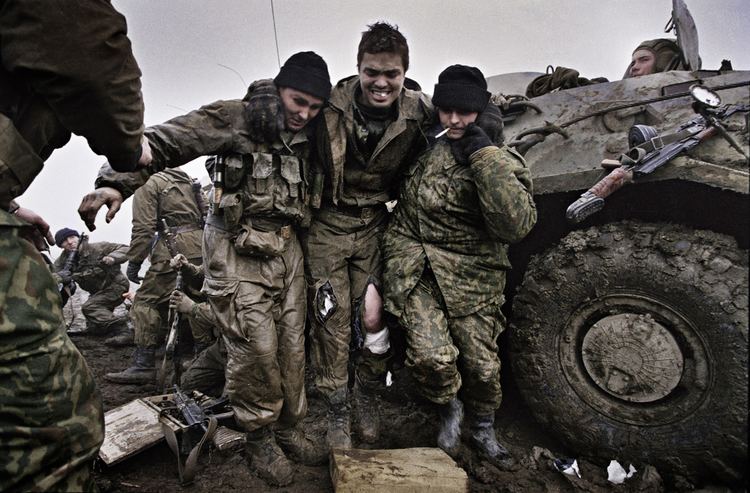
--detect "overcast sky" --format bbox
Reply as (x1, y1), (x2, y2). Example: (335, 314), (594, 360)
(20, 0), (750, 260)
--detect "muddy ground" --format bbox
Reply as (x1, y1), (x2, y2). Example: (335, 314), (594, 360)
(62, 291), (719, 493)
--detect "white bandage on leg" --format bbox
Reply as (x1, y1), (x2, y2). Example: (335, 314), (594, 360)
(363, 327), (390, 355)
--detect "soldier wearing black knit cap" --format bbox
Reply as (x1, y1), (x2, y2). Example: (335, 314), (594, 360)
(81, 51), (332, 487)
(383, 64), (537, 470)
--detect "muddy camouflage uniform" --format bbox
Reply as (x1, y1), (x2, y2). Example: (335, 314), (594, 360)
(53, 237), (130, 333)
(383, 142), (536, 414)
(127, 169), (203, 349)
(0, 1), (144, 490)
(97, 98), (314, 433)
(309, 76), (432, 402)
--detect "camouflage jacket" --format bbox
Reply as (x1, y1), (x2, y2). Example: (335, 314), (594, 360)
(319, 76), (433, 207)
(94, 98), (314, 228)
(0, 1), (144, 209)
(383, 142), (537, 318)
(129, 169), (203, 270)
(52, 238), (128, 293)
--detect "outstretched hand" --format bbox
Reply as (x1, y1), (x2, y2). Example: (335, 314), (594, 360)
(78, 187), (124, 231)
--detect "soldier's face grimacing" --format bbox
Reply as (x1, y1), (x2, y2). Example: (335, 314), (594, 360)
(278, 87), (324, 132)
(629, 49), (656, 77)
(61, 235), (79, 252)
(358, 52), (405, 108)
(438, 108), (479, 140)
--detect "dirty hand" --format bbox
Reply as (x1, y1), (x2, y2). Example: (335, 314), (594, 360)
(78, 186), (124, 231)
(451, 123), (494, 165)
(100, 255), (115, 266)
(13, 206), (55, 247)
(126, 261), (143, 284)
(169, 290), (195, 314)
(246, 79), (285, 142)
(169, 253), (189, 271)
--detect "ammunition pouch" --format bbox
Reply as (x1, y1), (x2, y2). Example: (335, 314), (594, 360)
(233, 221), (291, 257)
(0, 113), (44, 209)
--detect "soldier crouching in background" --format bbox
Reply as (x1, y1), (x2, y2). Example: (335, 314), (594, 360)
(52, 227), (131, 339)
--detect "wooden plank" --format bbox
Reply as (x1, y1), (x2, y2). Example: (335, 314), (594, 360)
(331, 447), (469, 493)
(98, 397), (182, 465)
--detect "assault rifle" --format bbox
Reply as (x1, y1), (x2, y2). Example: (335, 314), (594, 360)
(566, 85), (749, 223)
(158, 219), (184, 391)
(59, 233), (86, 306)
(160, 386), (231, 485)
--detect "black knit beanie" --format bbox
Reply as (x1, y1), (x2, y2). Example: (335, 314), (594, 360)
(274, 51), (332, 100)
(432, 64), (490, 112)
(55, 228), (78, 247)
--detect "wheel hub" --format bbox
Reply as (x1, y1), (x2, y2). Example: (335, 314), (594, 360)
(581, 313), (684, 402)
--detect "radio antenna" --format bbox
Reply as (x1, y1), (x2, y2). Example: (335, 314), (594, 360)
(271, 0), (281, 68)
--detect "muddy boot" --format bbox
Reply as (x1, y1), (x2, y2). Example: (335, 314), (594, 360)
(351, 378), (380, 443)
(275, 426), (327, 465)
(104, 324), (134, 347)
(437, 397), (464, 458)
(326, 388), (352, 450)
(104, 346), (156, 384)
(245, 427), (294, 486)
(468, 413), (516, 470)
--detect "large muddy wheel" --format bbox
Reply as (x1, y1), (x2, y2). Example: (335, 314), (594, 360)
(509, 221), (748, 484)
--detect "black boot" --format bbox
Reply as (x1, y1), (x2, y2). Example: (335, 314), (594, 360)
(437, 397), (463, 457)
(326, 388), (352, 450)
(351, 378), (380, 444)
(104, 346), (156, 384)
(468, 413), (516, 470)
(275, 426), (328, 465)
(246, 427), (294, 486)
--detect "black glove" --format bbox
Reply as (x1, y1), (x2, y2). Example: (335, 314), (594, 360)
(244, 79), (285, 142)
(58, 270), (73, 285)
(126, 261), (143, 284)
(475, 102), (504, 144)
(450, 123), (494, 165)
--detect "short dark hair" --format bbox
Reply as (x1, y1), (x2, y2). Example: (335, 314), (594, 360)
(357, 21), (409, 72)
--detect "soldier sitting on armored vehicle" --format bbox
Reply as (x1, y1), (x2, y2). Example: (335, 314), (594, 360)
(625, 38), (687, 78)
(52, 227), (131, 338)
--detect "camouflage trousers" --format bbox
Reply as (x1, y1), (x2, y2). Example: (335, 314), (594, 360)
(131, 260), (203, 347)
(400, 267), (505, 415)
(0, 212), (103, 492)
(181, 338), (226, 398)
(81, 274), (129, 333)
(205, 232), (307, 432)
(304, 207), (390, 397)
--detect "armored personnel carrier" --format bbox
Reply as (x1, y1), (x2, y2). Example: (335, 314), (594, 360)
(490, 3), (748, 485)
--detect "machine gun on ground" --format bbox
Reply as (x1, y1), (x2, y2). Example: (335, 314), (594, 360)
(566, 84), (749, 223)
(159, 386), (232, 485)
(58, 232), (86, 306)
(158, 219), (184, 391)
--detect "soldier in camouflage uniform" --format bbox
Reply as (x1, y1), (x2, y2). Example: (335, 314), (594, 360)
(0, 2), (146, 490)
(246, 22), (434, 449)
(52, 228), (130, 335)
(81, 52), (332, 486)
(105, 168), (204, 385)
(382, 65), (537, 469)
